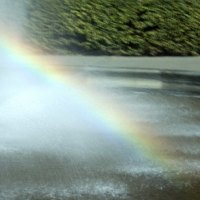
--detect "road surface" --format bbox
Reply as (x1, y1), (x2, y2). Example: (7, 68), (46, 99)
(0, 56), (200, 199)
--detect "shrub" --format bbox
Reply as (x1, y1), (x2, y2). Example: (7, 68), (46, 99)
(24, 0), (200, 56)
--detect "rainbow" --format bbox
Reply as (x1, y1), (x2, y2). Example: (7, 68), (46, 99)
(0, 32), (173, 171)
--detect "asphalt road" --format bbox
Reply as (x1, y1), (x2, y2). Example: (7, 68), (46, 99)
(0, 57), (200, 200)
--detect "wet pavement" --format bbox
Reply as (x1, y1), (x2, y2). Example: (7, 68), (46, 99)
(0, 57), (200, 200)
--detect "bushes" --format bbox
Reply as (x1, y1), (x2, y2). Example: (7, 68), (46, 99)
(24, 0), (200, 55)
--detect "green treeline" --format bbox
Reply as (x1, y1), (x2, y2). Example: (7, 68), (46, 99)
(24, 0), (200, 56)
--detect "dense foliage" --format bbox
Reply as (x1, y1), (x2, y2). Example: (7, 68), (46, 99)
(24, 0), (200, 55)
